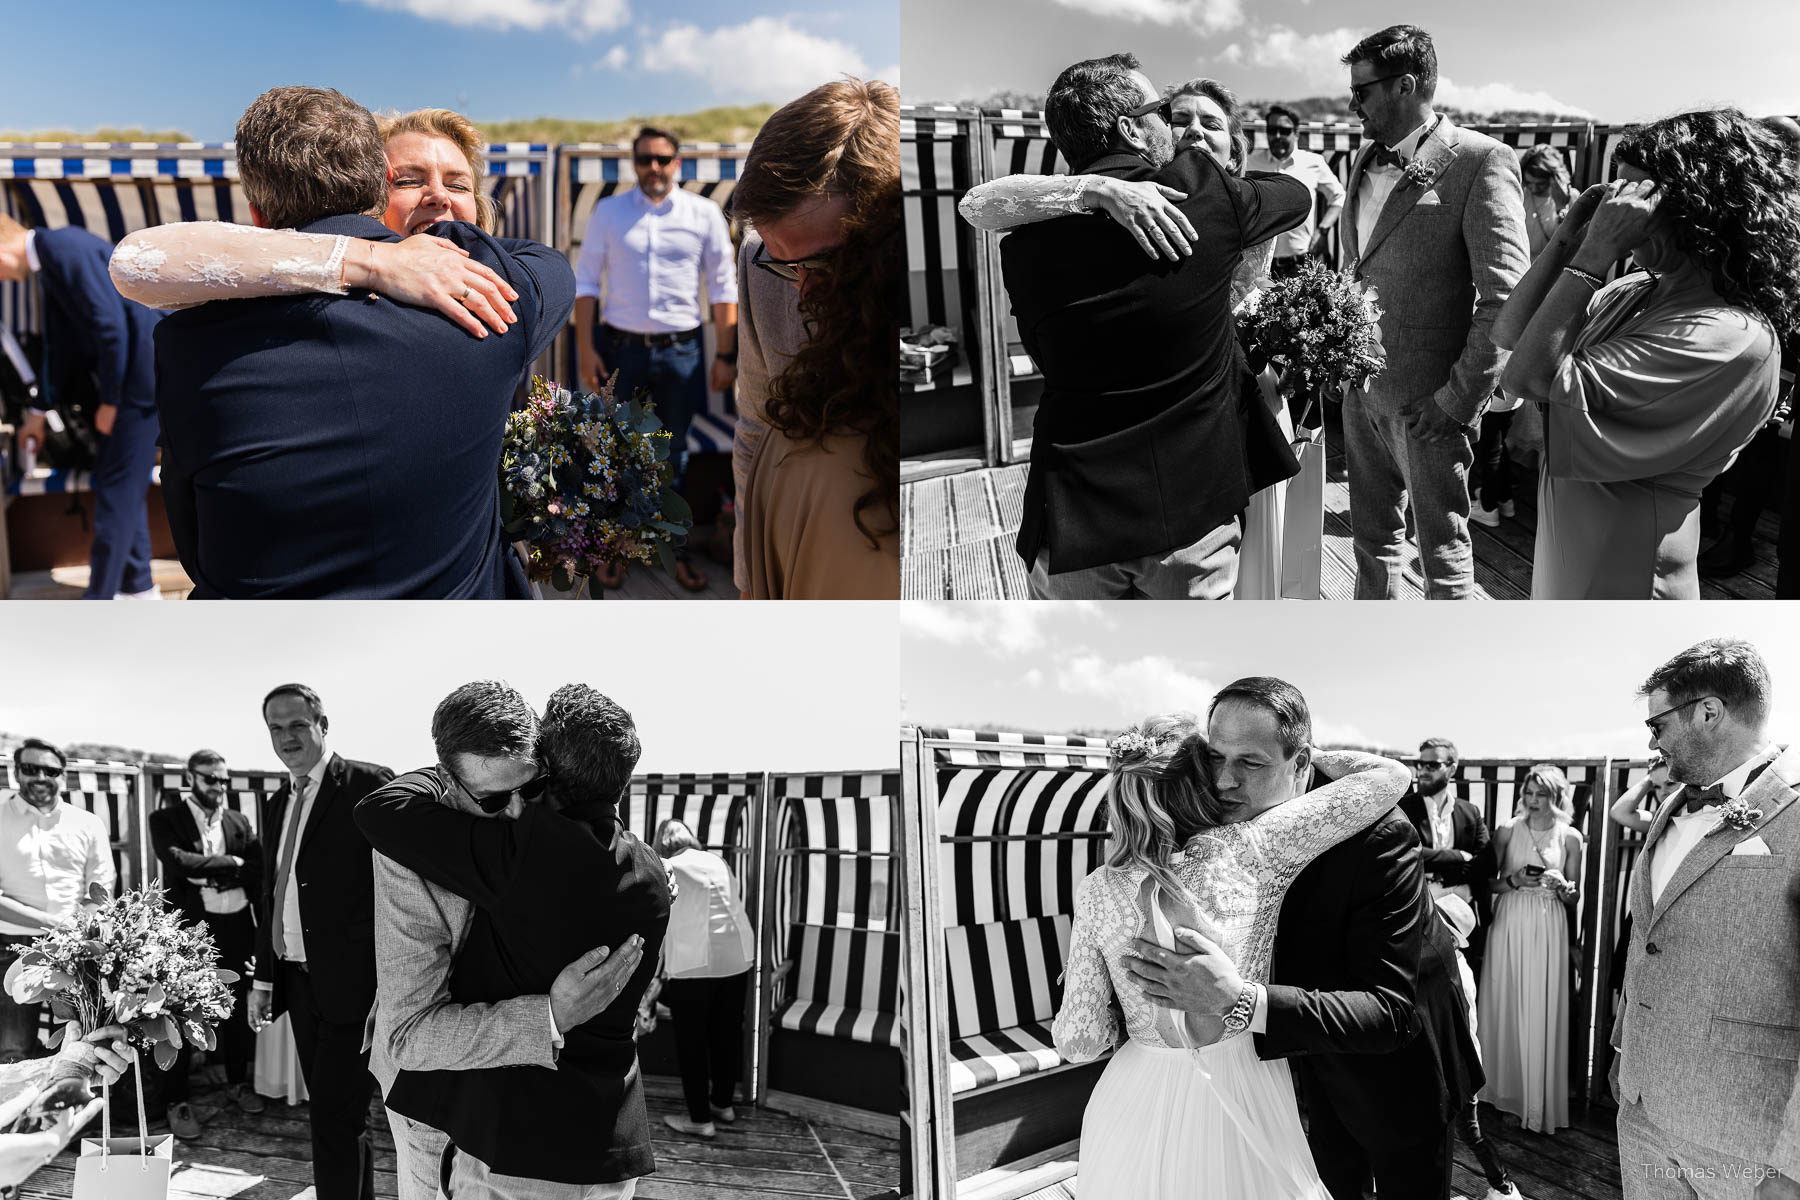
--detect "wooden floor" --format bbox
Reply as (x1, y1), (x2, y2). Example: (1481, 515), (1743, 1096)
(1013, 1102), (1621, 1200)
(901, 408), (1783, 600)
(17, 1073), (899, 1200)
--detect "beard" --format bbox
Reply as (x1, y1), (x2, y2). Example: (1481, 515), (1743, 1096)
(1142, 121), (1176, 168)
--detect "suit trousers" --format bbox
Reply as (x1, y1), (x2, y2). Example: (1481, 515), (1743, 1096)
(84, 401), (160, 599)
(1305, 1085), (1454, 1200)
(662, 971), (749, 1122)
(1343, 388), (1476, 599)
(281, 961), (376, 1200)
(1780, 425), (1800, 599)
(0, 934), (43, 1061)
(164, 907), (258, 1102)
(447, 1148), (638, 1200)
(1617, 1097), (1789, 1200)
(387, 1108), (450, 1200)
(1027, 517), (1241, 599)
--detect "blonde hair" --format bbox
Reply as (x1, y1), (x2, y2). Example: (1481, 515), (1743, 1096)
(1517, 763), (1575, 824)
(1105, 713), (1230, 899)
(376, 108), (496, 232)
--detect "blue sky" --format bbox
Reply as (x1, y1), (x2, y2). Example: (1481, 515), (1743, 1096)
(1, 604), (897, 775)
(9, 0), (898, 141)
(902, 603), (1800, 760)
(901, 0), (1800, 122)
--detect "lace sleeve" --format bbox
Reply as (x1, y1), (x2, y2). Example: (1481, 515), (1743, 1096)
(110, 222), (351, 310)
(1052, 870), (1122, 1063)
(958, 174), (1093, 231)
(1247, 750), (1411, 881)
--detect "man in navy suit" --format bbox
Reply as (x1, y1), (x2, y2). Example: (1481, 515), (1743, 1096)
(151, 86), (575, 597)
(1, 215), (164, 598)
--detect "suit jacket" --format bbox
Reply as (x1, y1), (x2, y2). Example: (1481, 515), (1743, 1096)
(255, 753), (394, 1026)
(1255, 809), (1483, 1150)
(1001, 149), (1310, 573)
(147, 795), (262, 929)
(357, 790), (672, 1185)
(153, 214), (575, 598)
(1398, 787), (1496, 924)
(1612, 743), (1800, 1172)
(362, 771), (557, 1095)
(1341, 118), (1529, 424)
(33, 226), (163, 415)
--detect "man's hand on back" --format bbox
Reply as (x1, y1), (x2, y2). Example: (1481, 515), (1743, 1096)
(549, 935), (645, 1031)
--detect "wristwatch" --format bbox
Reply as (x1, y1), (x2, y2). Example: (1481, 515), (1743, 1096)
(1221, 983), (1258, 1037)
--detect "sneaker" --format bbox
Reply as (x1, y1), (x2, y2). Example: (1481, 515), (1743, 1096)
(1470, 501), (1502, 528)
(710, 1105), (738, 1124)
(168, 1102), (202, 1141)
(663, 1114), (716, 1140)
(1485, 1184), (1523, 1200)
(228, 1083), (265, 1114)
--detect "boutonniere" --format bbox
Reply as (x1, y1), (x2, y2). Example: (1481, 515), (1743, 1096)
(1707, 796), (1764, 836)
(1399, 159), (1435, 190)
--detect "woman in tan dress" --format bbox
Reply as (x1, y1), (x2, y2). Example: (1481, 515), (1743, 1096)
(1494, 108), (1800, 599)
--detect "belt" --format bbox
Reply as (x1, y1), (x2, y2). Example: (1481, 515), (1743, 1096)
(601, 324), (700, 348)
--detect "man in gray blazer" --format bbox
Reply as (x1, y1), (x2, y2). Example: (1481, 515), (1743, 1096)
(362, 682), (645, 1200)
(1339, 26), (1528, 599)
(1613, 638), (1800, 1200)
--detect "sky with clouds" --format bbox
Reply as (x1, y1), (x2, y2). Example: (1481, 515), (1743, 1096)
(901, 603), (1800, 760)
(9, 0), (896, 140)
(901, 0), (1800, 122)
(1, 604), (896, 775)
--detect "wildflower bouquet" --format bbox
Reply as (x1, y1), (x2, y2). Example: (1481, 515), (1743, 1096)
(1236, 259), (1387, 414)
(3, 884), (238, 1073)
(500, 375), (693, 595)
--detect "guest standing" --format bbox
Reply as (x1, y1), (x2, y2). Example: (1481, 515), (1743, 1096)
(1398, 738), (1496, 974)
(1495, 108), (1800, 598)
(651, 819), (755, 1141)
(1479, 764), (1582, 1133)
(1245, 105), (1345, 279)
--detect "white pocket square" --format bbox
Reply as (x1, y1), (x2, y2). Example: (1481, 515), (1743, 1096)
(1731, 836), (1773, 856)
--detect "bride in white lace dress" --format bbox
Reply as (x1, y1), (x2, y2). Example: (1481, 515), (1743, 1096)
(1055, 713), (1408, 1198)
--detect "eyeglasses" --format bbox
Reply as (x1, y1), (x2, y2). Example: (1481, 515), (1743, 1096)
(634, 154), (675, 168)
(752, 243), (837, 283)
(1644, 696), (1716, 734)
(1124, 96), (1173, 126)
(1349, 73), (1408, 104)
(1412, 759), (1454, 771)
(444, 762), (553, 814)
(194, 773), (232, 786)
(16, 763), (63, 780)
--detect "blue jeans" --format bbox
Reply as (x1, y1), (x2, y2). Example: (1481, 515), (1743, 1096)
(595, 328), (705, 491)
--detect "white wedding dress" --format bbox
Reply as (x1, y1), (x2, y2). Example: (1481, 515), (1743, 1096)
(1053, 749), (1407, 1199)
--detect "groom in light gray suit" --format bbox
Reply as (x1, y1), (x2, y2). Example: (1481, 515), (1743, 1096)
(1614, 638), (1800, 1200)
(362, 682), (645, 1200)
(1339, 26), (1528, 599)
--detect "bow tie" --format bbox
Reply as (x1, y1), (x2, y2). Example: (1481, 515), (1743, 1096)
(1369, 145), (1407, 170)
(1682, 782), (1728, 813)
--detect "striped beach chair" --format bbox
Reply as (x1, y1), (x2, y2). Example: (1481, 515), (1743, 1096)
(551, 144), (747, 457)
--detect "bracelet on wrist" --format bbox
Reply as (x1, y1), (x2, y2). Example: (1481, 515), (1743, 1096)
(1562, 265), (1606, 290)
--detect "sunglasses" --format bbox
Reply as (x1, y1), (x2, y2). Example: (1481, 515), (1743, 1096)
(1350, 73), (1408, 104)
(752, 243), (837, 283)
(16, 763), (64, 780)
(1644, 695), (1716, 734)
(634, 154), (675, 168)
(194, 772), (232, 786)
(1412, 760), (1454, 770)
(445, 763), (553, 814)
(1125, 96), (1173, 126)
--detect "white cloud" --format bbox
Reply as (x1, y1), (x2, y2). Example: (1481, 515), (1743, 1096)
(1217, 43), (1244, 65)
(1222, 24), (1360, 89)
(598, 45), (629, 71)
(637, 17), (869, 101)
(872, 63), (901, 89)
(349, 0), (628, 36)
(1053, 653), (1216, 717)
(1435, 76), (1592, 118)
(900, 605), (1056, 656)
(1050, 0), (1242, 33)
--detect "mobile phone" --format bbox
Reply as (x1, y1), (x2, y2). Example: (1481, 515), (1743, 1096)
(1524, 864), (1545, 877)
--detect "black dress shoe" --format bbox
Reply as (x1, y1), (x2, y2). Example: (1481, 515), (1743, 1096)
(1698, 535), (1755, 577)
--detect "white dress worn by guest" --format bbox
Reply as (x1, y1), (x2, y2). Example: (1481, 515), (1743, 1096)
(1054, 751), (1407, 1199)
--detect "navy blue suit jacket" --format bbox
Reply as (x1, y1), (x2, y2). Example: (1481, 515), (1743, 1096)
(153, 214), (575, 598)
(34, 226), (162, 414)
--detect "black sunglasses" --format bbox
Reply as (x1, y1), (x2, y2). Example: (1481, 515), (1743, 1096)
(194, 772), (232, 786)
(752, 243), (837, 283)
(16, 763), (64, 780)
(1412, 760), (1454, 770)
(445, 762), (552, 814)
(634, 154), (675, 168)
(1644, 696), (1716, 733)
(1350, 73), (1408, 104)
(1125, 96), (1173, 126)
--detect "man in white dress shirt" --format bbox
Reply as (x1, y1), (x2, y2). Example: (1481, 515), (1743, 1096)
(0, 738), (115, 1062)
(1614, 638), (1800, 1200)
(574, 126), (739, 592)
(1245, 105), (1345, 279)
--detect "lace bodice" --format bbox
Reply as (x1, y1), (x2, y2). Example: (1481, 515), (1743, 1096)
(110, 221), (351, 310)
(1052, 750), (1409, 1062)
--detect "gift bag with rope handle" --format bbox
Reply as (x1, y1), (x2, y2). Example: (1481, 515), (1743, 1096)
(74, 1066), (173, 1200)
(1279, 393), (1327, 600)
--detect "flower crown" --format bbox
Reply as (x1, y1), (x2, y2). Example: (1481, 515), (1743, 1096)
(1110, 728), (1160, 762)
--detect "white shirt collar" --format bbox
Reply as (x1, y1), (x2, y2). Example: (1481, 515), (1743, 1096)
(185, 793), (225, 831)
(634, 185), (677, 213)
(5, 790), (62, 825)
(294, 748), (331, 793)
(1709, 743), (1778, 799)
(1373, 112), (1439, 168)
(23, 230), (40, 274)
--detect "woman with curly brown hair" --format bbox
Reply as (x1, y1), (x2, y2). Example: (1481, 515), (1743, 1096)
(1495, 107), (1800, 599)
(730, 78), (899, 599)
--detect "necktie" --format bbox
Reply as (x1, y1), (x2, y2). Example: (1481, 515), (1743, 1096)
(1370, 145), (1406, 170)
(270, 777), (309, 961)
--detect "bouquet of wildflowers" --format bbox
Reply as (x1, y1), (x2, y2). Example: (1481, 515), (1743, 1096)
(500, 375), (693, 595)
(3, 885), (238, 1075)
(1236, 259), (1387, 416)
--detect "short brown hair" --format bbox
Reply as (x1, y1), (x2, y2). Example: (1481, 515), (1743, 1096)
(431, 680), (537, 764)
(733, 78), (898, 226)
(632, 126), (681, 156)
(236, 86), (388, 230)
(539, 684), (640, 808)
(377, 108), (496, 231)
